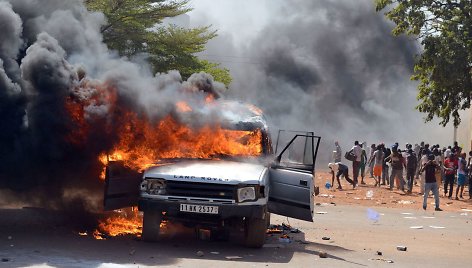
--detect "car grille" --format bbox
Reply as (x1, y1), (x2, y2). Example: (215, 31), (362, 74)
(165, 181), (236, 200)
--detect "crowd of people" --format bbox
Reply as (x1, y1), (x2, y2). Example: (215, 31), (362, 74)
(328, 140), (472, 211)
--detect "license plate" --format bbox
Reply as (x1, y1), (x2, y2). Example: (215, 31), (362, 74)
(180, 204), (219, 214)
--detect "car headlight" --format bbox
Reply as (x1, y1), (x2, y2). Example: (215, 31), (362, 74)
(140, 178), (166, 195)
(237, 186), (257, 202)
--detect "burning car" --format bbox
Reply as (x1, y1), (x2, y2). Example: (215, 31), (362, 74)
(102, 100), (320, 248)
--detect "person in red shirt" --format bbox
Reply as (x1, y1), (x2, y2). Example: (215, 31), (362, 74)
(443, 154), (457, 199)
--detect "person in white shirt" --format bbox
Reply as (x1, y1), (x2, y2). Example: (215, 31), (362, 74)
(351, 141), (362, 185)
(328, 162), (355, 190)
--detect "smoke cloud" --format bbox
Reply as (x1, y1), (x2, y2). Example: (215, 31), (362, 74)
(0, 0), (227, 209)
(191, 0), (462, 164)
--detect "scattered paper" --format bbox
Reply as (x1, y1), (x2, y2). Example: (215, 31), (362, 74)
(429, 226), (445, 229)
(398, 200), (414, 204)
(316, 211), (328, 214)
(422, 216), (435, 219)
(401, 212), (413, 215)
(461, 209), (472, 212)
(460, 213), (468, 216)
(225, 256), (243, 260)
(410, 226), (423, 229)
(403, 216), (417, 219)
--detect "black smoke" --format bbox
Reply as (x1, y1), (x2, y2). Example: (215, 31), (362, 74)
(0, 0), (226, 209)
(194, 0), (455, 163)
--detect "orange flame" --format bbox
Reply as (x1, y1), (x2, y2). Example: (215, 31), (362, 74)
(92, 208), (168, 239)
(66, 81), (264, 237)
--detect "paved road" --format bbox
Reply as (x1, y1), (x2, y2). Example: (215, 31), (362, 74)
(0, 204), (470, 267)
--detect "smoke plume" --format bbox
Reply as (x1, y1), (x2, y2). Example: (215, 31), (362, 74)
(0, 0), (226, 209)
(192, 0), (462, 164)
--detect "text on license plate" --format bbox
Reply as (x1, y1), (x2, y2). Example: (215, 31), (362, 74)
(180, 204), (219, 214)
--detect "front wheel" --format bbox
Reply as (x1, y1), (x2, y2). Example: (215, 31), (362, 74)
(142, 210), (162, 242)
(244, 217), (267, 248)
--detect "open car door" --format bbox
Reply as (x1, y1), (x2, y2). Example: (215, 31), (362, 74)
(268, 130), (321, 222)
(103, 161), (142, 211)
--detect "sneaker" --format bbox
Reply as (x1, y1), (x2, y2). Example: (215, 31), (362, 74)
(361, 181), (366, 185)
(455, 197), (459, 200)
(435, 208), (443, 211)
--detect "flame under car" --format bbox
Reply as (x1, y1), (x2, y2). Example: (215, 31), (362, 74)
(103, 101), (320, 248)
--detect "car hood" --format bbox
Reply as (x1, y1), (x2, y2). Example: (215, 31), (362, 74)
(144, 159), (267, 185)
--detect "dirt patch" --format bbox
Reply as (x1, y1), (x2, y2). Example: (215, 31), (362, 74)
(315, 170), (472, 211)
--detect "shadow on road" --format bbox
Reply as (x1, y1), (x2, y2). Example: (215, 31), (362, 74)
(0, 208), (361, 267)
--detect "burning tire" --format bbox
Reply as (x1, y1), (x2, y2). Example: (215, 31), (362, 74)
(244, 217), (267, 248)
(142, 210), (162, 242)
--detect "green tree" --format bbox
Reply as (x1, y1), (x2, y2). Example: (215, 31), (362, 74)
(375, 0), (472, 126)
(85, 0), (231, 86)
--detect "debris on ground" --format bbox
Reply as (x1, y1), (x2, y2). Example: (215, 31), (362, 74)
(316, 211), (328, 214)
(1, 258), (10, 262)
(376, 251), (382, 256)
(210, 252), (220, 255)
(367, 208), (380, 222)
(278, 234), (291, 243)
(429, 226), (445, 229)
(398, 200), (414, 204)
(318, 252), (328, 258)
(267, 223), (300, 234)
(410, 226), (423, 229)
(322, 237), (330, 240)
(129, 249), (136, 255)
(225, 256), (243, 260)
(366, 190), (374, 199)
(396, 246), (407, 251)
(318, 194), (335, 198)
(196, 251), (204, 257)
(370, 258), (394, 263)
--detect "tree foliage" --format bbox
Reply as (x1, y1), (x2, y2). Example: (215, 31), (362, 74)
(375, 0), (472, 126)
(85, 0), (231, 86)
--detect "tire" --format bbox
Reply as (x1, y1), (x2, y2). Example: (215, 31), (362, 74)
(142, 210), (162, 242)
(244, 217), (267, 248)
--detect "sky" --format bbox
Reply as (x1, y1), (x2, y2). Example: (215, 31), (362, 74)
(188, 0), (471, 159)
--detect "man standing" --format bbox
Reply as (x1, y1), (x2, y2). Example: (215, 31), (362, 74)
(369, 144), (376, 178)
(406, 148), (417, 194)
(386, 146), (406, 191)
(455, 153), (467, 200)
(334, 141), (342, 163)
(444, 153), (457, 199)
(351, 141), (362, 185)
(360, 142), (368, 185)
(368, 144), (384, 187)
(420, 154), (442, 211)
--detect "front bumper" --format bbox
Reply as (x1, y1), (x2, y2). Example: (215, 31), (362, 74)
(138, 198), (266, 221)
